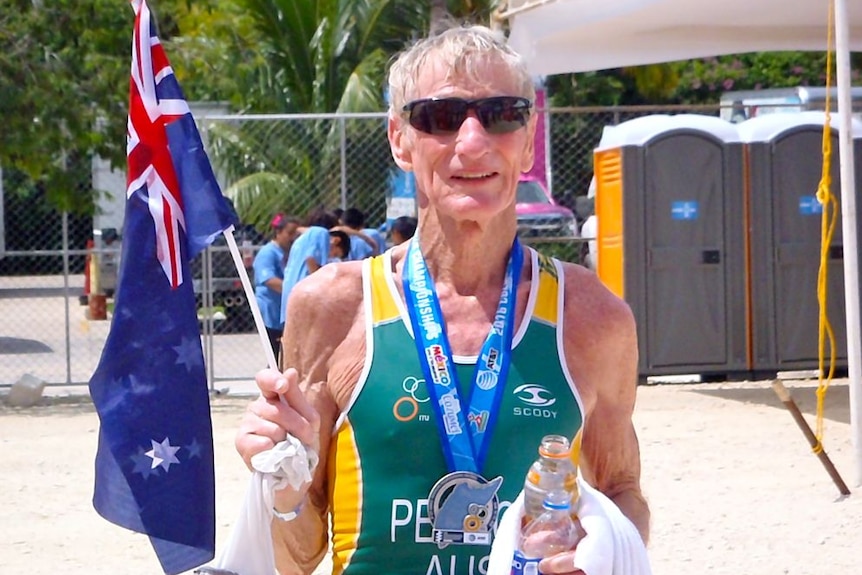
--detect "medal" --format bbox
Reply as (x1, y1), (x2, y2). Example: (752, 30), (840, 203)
(428, 471), (503, 548)
(403, 238), (523, 546)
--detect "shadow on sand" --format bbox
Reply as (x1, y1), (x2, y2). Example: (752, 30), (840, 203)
(688, 381), (851, 425)
(0, 392), (250, 417)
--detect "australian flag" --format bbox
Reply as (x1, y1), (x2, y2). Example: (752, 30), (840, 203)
(88, 1), (238, 573)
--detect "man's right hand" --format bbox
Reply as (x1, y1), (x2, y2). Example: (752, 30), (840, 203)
(235, 367), (322, 508)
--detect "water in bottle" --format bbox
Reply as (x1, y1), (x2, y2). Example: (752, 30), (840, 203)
(511, 490), (584, 575)
(522, 434), (578, 525)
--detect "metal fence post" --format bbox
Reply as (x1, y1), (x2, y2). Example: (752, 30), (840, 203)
(340, 116), (348, 210)
(62, 211), (73, 385)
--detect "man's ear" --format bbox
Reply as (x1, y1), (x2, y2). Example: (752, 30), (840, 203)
(388, 113), (414, 172)
(520, 114), (538, 173)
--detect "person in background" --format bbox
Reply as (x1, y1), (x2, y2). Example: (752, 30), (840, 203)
(237, 23), (649, 575)
(328, 229), (351, 262)
(580, 176), (598, 271)
(252, 213), (300, 359)
(362, 225), (387, 256)
(390, 215), (418, 246)
(278, 209), (339, 326)
(579, 214), (597, 271)
(339, 207), (378, 260)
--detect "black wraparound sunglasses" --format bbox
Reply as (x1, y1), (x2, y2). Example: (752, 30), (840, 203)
(401, 96), (533, 135)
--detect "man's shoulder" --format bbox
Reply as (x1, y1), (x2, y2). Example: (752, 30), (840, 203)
(554, 262), (638, 396)
(557, 261), (635, 331)
(284, 261), (366, 360)
(288, 260), (365, 311)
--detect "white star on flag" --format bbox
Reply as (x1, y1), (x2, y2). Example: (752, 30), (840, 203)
(173, 335), (203, 371)
(146, 437), (182, 471)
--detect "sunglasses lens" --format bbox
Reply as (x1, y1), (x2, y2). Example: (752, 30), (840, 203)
(476, 97), (531, 134)
(405, 97), (531, 135)
(408, 100), (469, 134)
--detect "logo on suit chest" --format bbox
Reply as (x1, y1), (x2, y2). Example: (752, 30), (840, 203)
(393, 375), (431, 422)
(512, 383), (558, 419)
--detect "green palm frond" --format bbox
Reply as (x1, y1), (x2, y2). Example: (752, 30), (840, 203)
(224, 171), (307, 229)
(338, 49), (391, 112)
(209, 0), (430, 229)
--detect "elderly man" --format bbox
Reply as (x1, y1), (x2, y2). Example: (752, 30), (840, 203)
(236, 24), (649, 575)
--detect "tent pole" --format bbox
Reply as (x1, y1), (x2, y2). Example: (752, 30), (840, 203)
(834, 0), (862, 486)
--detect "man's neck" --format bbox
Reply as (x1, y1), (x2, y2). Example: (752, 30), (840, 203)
(413, 212), (519, 295)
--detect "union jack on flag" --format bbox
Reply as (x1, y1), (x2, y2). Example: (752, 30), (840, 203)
(88, 1), (237, 574)
(128, 0), (206, 288)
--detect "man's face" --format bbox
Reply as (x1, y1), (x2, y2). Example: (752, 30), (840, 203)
(389, 55), (536, 227)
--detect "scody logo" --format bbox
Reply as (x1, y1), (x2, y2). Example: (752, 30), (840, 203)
(512, 384), (558, 419)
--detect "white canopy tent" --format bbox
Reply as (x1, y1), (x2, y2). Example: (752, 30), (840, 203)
(505, 0), (862, 76)
(503, 0), (862, 484)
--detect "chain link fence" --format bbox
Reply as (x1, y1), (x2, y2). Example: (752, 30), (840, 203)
(1, 102), (837, 389)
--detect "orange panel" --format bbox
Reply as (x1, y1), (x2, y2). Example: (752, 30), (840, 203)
(594, 149), (625, 298)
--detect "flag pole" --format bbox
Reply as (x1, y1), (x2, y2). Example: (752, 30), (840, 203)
(771, 381), (851, 495)
(834, 0), (862, 486)
(223, 229), (279, 371)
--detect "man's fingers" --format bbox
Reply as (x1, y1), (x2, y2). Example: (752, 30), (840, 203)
(275, 401), (319, 448)
(249, 375), (320, 448)
(256, 367), (297, 400)
(279, 373), (321, 435)
(539, 551), (584, 575)
(238, 436), (274, 470)
(537, 552), (585, 575)
(244, 402), (290, 442)
(245, 366), (321, 454)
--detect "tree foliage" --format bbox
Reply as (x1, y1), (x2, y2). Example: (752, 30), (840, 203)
(0, 0), (230, 213)
(157, 0), (267, 110)
(0, 0), (131, 212)
(207, 0), (432, 230)
(670, 51), (862, 103)
(548, 52), (861, 107)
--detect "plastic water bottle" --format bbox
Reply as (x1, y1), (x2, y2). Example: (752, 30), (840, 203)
(511, 490), (584, 575)
(522, 434), (579, 525)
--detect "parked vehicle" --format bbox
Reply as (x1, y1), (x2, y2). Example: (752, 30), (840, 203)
(515, 177), (578, 238)
(191, 224), (263, 334)
(720, 86), (862, 123)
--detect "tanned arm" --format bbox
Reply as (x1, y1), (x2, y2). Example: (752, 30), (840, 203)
(561, 264), (651, 543)
(237, 261), (364, 574)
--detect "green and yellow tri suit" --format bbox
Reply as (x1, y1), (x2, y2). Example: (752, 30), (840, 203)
(328, 248), (585, 575)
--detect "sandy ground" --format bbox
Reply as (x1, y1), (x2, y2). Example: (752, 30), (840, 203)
(2, 378), (861, 575)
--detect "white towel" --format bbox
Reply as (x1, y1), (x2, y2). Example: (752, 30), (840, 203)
(198, 436), (318, 575)
(487, 477), (652, 575)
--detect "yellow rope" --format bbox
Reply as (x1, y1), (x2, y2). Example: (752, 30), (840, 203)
(814, 0), (839, 454)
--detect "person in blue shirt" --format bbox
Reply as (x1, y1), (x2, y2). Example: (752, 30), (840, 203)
(252, 213), (300, 359)
(279, 210), (351, 326)
(363, 226), (387, 255)
(340, 207), (378, 260)
(390, 215), (418, 246)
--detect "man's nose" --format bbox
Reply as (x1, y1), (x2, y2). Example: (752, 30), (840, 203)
(455, 111), (491, 154)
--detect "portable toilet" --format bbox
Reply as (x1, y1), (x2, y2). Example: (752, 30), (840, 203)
(739, 111), (862, 373)
(593, 114), (747, 378)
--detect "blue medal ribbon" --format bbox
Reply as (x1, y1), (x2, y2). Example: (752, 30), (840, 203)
(403, 238), (523, 473)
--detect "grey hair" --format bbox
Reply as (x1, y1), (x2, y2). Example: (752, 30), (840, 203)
(387, 24), (535, 115)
